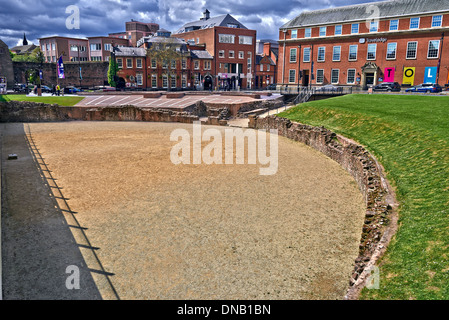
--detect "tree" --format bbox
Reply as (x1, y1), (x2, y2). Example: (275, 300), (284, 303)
(12, 47), (45, 63)
(146, 37), (189, 91)
(108, 57), (119, 87)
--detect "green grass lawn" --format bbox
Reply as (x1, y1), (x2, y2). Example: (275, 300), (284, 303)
(0, 94), (84, 107)
(278, 94), (449, 300)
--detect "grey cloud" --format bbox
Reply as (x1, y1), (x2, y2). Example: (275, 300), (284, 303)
(0, 0), (380, 48)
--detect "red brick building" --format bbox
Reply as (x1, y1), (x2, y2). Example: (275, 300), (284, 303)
(113, 36), (214, 90)
(278, 0), (449, 89)
(255, 42), (278, 89)
(171, 9), (257, 90)
(109, 20), (160, 47)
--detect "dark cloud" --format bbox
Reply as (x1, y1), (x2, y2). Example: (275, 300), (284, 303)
(0, 0), (380, 48)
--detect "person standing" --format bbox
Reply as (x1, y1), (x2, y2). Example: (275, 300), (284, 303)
(52, 84), (56, 96)
(56, 84), (60, 96)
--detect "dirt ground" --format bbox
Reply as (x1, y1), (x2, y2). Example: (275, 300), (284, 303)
(1, 121), (365, 300)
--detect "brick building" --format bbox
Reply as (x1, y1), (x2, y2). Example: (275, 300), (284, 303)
(255, 42), (278, 89)
(87, 36), (128, 61)
(278, 0), (449, 89)
(172, 9), (257, 89)
(39, 36), (89, 63)
(109, 20), (160, 47)
(113, 35), (213, 90)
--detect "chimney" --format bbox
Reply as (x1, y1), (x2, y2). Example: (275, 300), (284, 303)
(202, 9), (210, 20)
(263, 42), (271, 57)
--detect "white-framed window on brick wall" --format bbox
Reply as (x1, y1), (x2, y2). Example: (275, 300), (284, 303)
(406, 41), (418, 59)
(316, 69), (324, 84)
(347, 69), (356, 84)
(290, 48), (297, 63)
(428, 40), (440, 59)
(288, 69), (296, 83)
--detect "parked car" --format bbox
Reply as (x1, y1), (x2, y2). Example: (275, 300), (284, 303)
(266, 83), (277, 90)
(373, 82), (401, 92)
(64, 86), (83, 94)
(41, 85), (52, 93)
(405, 83), (443, 93)
(13, 83), (27, 93)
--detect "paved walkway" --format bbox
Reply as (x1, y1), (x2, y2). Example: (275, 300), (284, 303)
(75, 94), (268, 110)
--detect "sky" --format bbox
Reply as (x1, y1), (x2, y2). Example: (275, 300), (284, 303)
(0, 0), (380, 48)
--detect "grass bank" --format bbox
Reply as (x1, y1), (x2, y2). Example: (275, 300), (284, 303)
(278, 94), (449, 300)
(0, 94), (84, 107)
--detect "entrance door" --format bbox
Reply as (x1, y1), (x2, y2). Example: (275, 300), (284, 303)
(204, 76), (212, 90)
(302, 70), (309, 87)
(366, 73), (375, 86)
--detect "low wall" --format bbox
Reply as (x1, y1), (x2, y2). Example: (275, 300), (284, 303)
(0, 101), (200, 124)
(249, 115), (398, 300)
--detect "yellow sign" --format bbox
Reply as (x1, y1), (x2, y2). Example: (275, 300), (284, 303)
(403, 67), (415, 86)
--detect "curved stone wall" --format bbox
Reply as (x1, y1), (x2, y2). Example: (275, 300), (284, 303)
(248, 115), (398, 300)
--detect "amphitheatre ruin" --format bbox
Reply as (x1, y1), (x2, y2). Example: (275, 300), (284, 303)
(0, 93), (396, 300)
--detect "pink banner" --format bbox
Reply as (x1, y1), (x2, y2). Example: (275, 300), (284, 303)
(384, 67), (395, 82)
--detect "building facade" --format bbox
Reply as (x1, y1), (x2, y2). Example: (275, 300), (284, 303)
(255, 42), (278, 89)
(278, 0), (449, 89)
(172, 10), (257, 90)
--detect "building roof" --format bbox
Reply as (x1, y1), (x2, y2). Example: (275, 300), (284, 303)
(190, 50), (213, 59)
(10, 44), (37, 54)
(281, 0), (449, 29)
(256, 54), (275, 65)
(114, 47), (146, 57)
(174, 13), (247, 34)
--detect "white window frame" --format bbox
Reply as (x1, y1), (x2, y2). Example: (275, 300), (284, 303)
(136, 73), (143, 86)
(331, 69), (339, 84)
(317, 47), (325, 62)
(218, 50), (225, 58)
(351, 23), (359, 34)
(406, 41), (418, 59)
(303, 47), (311, 62)
(349, 45), (358, 61)
(117, 58), (123, 68)
(151, 74), (157, 88)
(386, 42), (397, 60)
(369, 21), (379, 32)
(136, 58), (142, 68)
(288, 69), (296, 83)
(229, 50), (235, 58)
(238, 36), (253, 45)
(126, 58), (133, 68)
(427, 40), (440, 59)
(316, 69), (324, 84)
(290, 48), (297, 63)
(219, 34), (235, 44)
(390, 19), (399, 31)
(367, 43), (377, 60)
(347, 69), (356, 84)
(291, 29), (297, 39)
(304, 28), (312, 38)
(332, 46), (341, 61)
(162, 75), (168, 88)
(334, 25), (342, 35)
(432, 15), (443, 28)
(319, 26), (327, 37)
(239, 51), (244, 59)
(410, 17), (420, 29)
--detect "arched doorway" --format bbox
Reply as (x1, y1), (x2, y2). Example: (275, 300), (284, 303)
(204, 75), (213, 91)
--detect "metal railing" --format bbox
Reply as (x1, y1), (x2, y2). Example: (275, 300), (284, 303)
(280, 85), (354, 96)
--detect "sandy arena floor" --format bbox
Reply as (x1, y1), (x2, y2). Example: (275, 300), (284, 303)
(1, 121), (365, 300)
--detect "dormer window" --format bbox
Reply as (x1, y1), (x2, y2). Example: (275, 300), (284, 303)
(227, 23), (239, 28)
